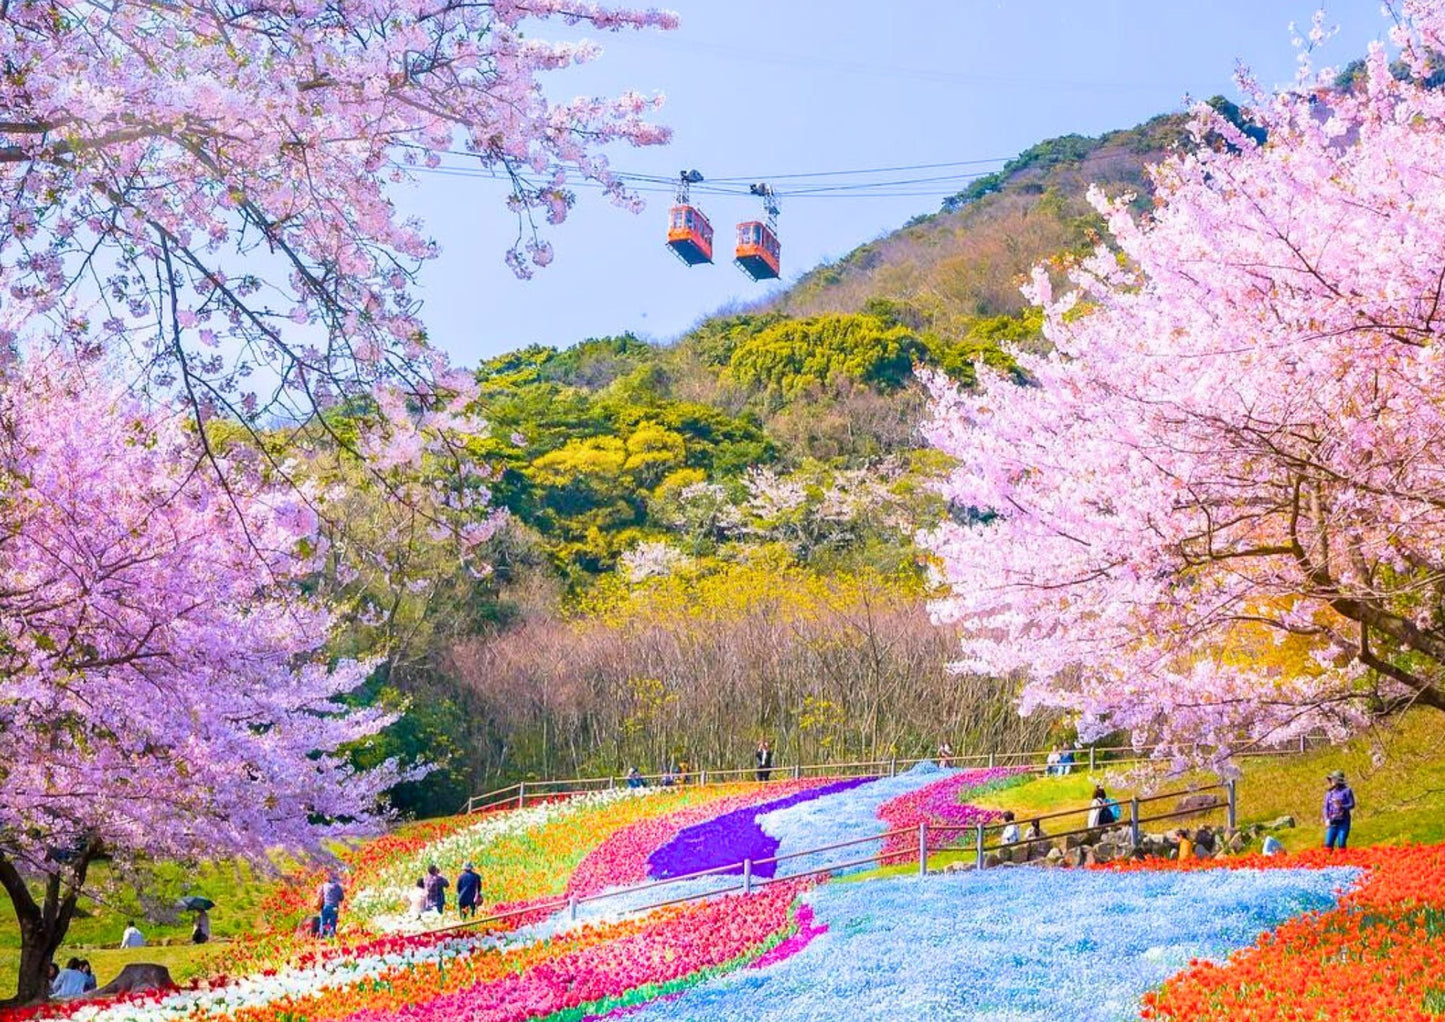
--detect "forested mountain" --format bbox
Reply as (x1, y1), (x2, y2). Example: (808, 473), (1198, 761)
(343, 111), (1196, 816)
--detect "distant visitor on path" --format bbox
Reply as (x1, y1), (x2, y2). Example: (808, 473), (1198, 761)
(318, 873), (346, 936)
(120, 920), (146, 948)
(626, 766), (646, 788)
(191, 907), (211, 945)
(1323, 770), (1356, 850)
(457, 862), (482, 919)
(936, 740), (954, 767)
(755, 740), (773, 782)
(425, 864), (450, 913)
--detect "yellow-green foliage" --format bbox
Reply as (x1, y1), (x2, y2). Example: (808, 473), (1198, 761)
(726, 313), (927, 398)
(578, 548), (926, 630)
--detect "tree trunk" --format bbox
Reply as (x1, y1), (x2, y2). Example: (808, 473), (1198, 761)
(0, 847), (95, 1007)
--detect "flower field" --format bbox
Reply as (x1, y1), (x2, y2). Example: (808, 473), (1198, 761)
(12, 771), (1445, 1022)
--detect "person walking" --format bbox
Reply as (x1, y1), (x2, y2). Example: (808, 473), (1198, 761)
(120, 920), (146, 948)
(754, 740), (773, 782)
(425, 864), (450, 913)
(316, 874), (346, 937)
(457, 862), (482, 919)
(1323, 770), (1357, 850)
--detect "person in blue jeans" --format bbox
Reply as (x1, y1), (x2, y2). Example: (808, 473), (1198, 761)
(317, 874), (345, 936)
(1322, 770), (1356, 850)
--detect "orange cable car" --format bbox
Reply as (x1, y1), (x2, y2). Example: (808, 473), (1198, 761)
(666, 170), (714, 266)
(735, 183), (781, 281)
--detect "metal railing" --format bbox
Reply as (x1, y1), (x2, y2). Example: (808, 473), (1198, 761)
(437, 779), (1239, 936)
(461, 736), (1312, 814)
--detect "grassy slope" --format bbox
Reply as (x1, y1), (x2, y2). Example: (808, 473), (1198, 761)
(856, 709), (1445, 879)
(0, 860), (277, 999)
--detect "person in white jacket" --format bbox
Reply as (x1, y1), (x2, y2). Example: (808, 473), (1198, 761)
(120, 920), (146, 948)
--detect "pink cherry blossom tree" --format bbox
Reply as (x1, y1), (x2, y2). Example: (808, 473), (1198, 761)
(0, 0), (676, 433)
(0, 350), (398, 1004)
(921, 2), (1445, 766)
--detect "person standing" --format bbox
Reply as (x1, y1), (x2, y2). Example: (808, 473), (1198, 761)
(425, 864), (450, 913)
(456, 862), (482, 919)
(1323, 770), (1357, 850)
(407, 878), (428, 920)
(754, 740), (773, 782)
(936, 740), (954, 768)
(1086, 786), (1115, 829)
(317, 873), (346, 937)
(120, 920), (146, 948)
(191, 907), (211, 945)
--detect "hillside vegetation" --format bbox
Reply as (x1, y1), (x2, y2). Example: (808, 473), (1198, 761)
(308, 106), (1339, 818)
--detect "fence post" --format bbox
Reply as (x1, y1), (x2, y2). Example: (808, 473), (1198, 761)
(568, 895), (578, 923)
(975, 822), (986, 871)
(608, 775), (616, 790)
(1129, 797), (1140, 849)
(793, 763), (801, 779)
(988, 752), (995, 768)
(743, 858), (752, 895)
(1298, 734), (1306, 753)
(1227, 779), (1237, 830)
(701, 769), (708, 786)
(1089, 746), (1096, 772)
(518, 782), (526, 809)
(918, 822), (928, 878)
(889, 756), (896, 777)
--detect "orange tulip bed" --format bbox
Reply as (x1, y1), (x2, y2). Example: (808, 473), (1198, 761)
(1106, 844), (1445, 1020)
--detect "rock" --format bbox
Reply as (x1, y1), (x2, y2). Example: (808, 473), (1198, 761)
(1064, 833), (1083, 851)
(1082, 847), (1099, 867)
(95, 963), (176, 998)
(1094, 842), (1117, 864)
(984, 852), (1001, 869)
(995, 846), (1014, 864)
(1045, 846), (1064, 864)
(1264, 815), (1297, 831)
(1228, 832), (1247, 855)
(1176, 793), (1221, 815)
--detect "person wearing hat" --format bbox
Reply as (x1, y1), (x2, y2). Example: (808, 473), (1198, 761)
(456, 861), (482, 919)
(1323, 770), (1356, 850)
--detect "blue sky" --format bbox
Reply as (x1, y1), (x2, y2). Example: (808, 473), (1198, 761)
(400, 2), (1393, 366)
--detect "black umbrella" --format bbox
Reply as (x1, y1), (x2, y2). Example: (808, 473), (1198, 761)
(178, 896), (215, 911)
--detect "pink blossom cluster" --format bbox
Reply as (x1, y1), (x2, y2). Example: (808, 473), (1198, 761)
(0, 354), (397, 876)
(921, 0), (1445, 761)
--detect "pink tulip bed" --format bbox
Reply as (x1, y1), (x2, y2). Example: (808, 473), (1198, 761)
(876, 766), (1032, 861)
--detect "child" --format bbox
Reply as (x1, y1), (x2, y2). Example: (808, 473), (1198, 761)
(1176, 828), (1195, 861)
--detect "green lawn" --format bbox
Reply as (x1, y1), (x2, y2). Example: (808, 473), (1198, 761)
(0, 859), (278, 999)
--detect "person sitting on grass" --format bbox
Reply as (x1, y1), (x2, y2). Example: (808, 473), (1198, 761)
(51, 958), (88, 999)
(120, 919), (145, 948)
(79, 960), (97, 993)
